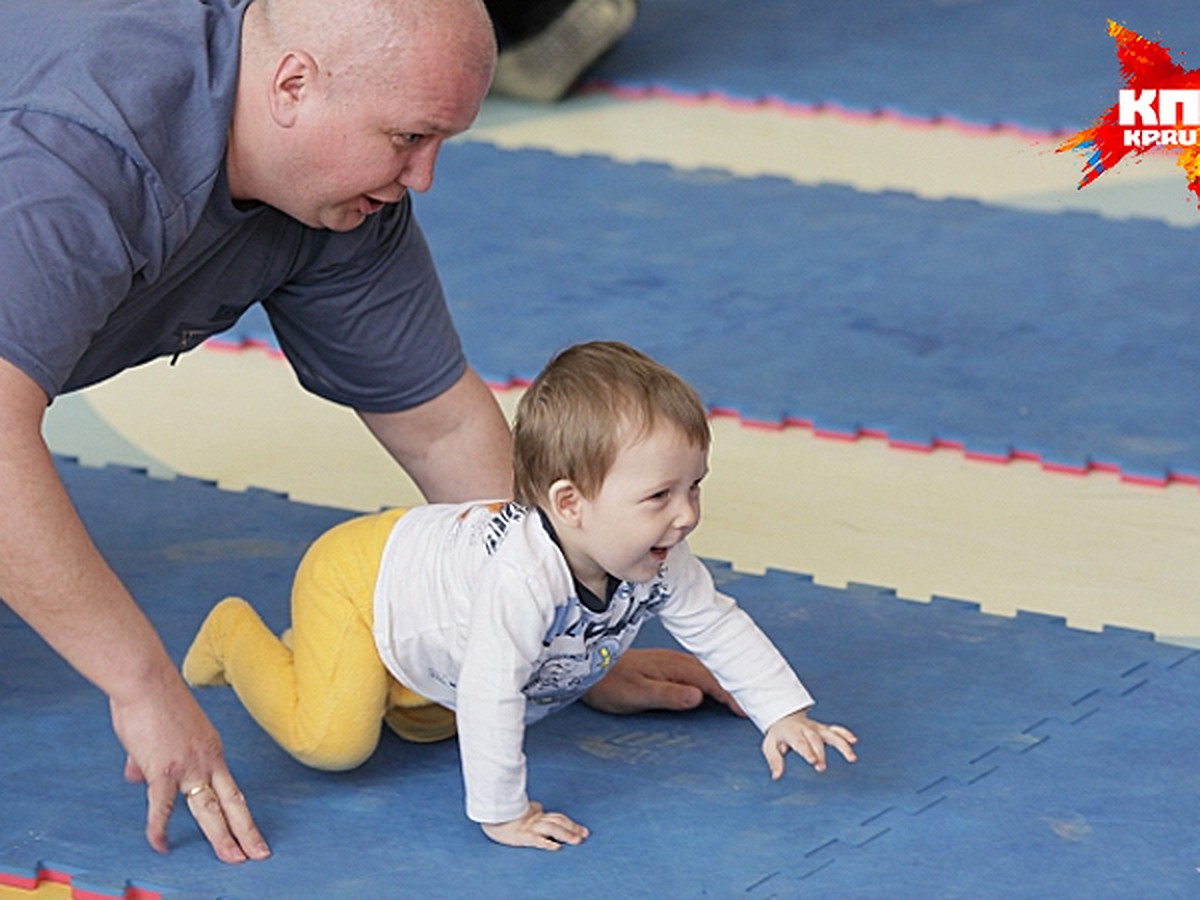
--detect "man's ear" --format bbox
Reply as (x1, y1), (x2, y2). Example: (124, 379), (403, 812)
(268, 50), (318, 128)
(546, 478), (585, 527)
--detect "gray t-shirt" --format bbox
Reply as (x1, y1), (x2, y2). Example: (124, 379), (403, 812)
(0, 0), (465, 411)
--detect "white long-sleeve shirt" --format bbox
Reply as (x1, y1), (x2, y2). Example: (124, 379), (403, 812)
(373, 501), (815, 824)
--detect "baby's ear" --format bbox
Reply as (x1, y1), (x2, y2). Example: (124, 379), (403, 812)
(546, 478), (584, 527)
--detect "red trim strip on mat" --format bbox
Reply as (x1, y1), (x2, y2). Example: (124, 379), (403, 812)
(579, 79), (1070, 141)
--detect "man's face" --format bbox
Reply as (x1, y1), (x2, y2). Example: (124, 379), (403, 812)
(276, 48), (490, 231)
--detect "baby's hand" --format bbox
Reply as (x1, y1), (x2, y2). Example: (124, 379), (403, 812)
(481, 801), (589, 851)
(761, 709), (858, 779)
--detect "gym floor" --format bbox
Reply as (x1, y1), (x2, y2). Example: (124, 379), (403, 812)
(6, 4), (1200, 896)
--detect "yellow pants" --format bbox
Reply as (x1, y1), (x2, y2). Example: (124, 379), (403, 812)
(182, 508), (456, 771)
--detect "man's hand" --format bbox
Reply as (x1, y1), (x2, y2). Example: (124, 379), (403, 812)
(480, 801), (589, 851)
(111, 670), (271, 864)
(761, 709), (858, 778)
(581, 648), (745, 716)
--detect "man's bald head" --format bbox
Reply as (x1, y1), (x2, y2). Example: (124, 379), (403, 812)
(245, 0), (495, 100)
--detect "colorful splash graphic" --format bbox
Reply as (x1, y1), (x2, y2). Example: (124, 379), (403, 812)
(1058, 20), (1200, 208)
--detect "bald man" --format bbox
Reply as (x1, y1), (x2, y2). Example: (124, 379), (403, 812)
(0, 0), (732, 864)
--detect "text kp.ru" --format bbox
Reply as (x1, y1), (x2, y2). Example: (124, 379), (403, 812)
(1120, 88), (1200, 146)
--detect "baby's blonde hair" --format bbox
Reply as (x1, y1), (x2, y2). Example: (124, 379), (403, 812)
(513, 341), (711, 507)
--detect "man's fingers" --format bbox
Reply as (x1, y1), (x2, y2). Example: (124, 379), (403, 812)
(142, 772), (269, 863)
(184, 782), (249, 864)
(180, 773), (271, 864)
(655, 653), (745, 716)
(646, 679), (705, 711)
(712, 686), (747, 717)
(144, 776), (175, 855)
(211, 770), (271, 860)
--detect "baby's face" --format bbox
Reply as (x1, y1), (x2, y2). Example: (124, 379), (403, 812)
(568, 425), (708, 593)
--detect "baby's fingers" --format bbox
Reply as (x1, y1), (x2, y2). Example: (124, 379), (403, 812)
(823, 724), (859, 763)
(532, 811), (589, 849)
(482, 802), (589, 852)
(799, 730), (828, 772)
(761, 733), (816, 779)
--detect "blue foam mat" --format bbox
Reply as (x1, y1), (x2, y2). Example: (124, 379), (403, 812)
(802, 654), (1200, 896)
(1, 460), (1195, 897)
(222, 141), (1200, 480)
(591, 0), (1200, 133)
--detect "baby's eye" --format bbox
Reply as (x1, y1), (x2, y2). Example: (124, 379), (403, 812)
(646, 489), (670, 502)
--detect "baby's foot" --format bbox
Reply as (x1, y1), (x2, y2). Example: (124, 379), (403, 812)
(182, 596), (249, 687)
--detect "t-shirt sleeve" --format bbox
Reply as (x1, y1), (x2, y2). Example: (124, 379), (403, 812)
(261, 195), (468, 413)
(454, 568), (555, 824)
(0, 112), (148, 397)
(658, 547), (816, 732)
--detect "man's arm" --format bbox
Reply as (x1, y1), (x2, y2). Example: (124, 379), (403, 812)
(358, 366), (515, 502)
(0, 357), (269, 864)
